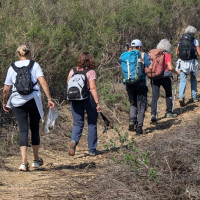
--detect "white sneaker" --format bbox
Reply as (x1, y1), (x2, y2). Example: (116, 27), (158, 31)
(32, 158), (43, 168)
(19, 163), (29, 171)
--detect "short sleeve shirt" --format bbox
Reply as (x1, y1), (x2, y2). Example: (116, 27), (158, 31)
(163, 53), (171, 71)
(143, 53), (151, 67)
(194, 39), (199, 46)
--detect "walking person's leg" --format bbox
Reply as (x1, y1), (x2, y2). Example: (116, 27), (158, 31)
(28, 99), (43, 168)
(190, 72), (198, 101)
(179, 71), (187, 106)
(136, 86), (148, 135)
(69, 101), (85, 156)
(127, 84), (137, 131)
(85, 96), (98, 155)
(151, 79), (160, 121)
(13, 104), (29, 171)
(162, 78), (177, 117)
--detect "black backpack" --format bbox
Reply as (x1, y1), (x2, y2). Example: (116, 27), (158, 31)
(12, 60), (37, 95)
(178, 33), (196, 60)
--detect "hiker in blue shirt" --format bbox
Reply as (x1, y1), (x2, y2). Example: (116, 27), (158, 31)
(119, 39), (152, 135)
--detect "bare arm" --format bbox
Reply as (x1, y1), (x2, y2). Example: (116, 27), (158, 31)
(38, 76), (54, 108)
(89, 79), (101, 112)
(167, 62), (179, 75)
(148, 62), (153, 70)
(3, 85), (11, 112)
(67, 75), (71, 83)
(176, 46), (179, 56)
(196, 46), (200, 56)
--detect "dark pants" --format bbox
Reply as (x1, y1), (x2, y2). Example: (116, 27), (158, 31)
(151, 77), (172, 115)
(127, 82), (148, 128)
(70, 95), (98, 153)
(13, 99), (41, 147)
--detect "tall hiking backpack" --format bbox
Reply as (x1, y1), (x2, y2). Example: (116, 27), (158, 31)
(178, 33), (196, 60)
(145, 49), (165, 79)
(12, 60), (38, 95)
(119, 50), (144, 85)
(67, 68), (91, 101)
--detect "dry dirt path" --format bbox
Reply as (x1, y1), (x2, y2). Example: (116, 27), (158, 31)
(1, 81), (200, 200)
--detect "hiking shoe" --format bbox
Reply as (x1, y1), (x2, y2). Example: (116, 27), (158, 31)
(89, 151), (96, 156)
(165, 113), (178, 118)
(19, 162), (29, 171)
(136, 127), (143, 136)
(192, 97), (200, 103)
(32, 158), (43, 168)
(179, 98), (185, 107)
(151, 115), (157, 122)
(69, 140), (76, 156)
(129, 118), (137, 131)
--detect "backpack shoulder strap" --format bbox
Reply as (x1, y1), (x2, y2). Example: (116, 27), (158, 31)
(73, 68), (77, 73)
(27, 60), (38, 87)
(84, 68), (92, 73)
(11, 62), (19, 72)
(27, 60), (35, 70)
(141, 52), (145, 64)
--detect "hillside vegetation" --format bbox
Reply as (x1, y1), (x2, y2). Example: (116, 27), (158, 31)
(0, 0), (200, 100)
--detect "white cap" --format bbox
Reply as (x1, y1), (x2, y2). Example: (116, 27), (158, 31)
(131, 39), (142, 47)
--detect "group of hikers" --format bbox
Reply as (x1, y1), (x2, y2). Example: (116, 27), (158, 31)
(2, 25), (200, 171)
(120, 25), (200, 136)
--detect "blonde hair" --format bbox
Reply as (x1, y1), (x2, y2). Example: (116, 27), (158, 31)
(184, 25), (197, 35)
(16, 44), (32, 56)
(156, 39), (171, 53)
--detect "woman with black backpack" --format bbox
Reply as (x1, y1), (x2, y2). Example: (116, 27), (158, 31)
(3, 44), (54, 171)
(176, 25), (200, 107)
(67, 52), (101, 156)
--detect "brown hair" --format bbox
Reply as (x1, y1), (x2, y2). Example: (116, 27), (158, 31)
(76, 52), (95, 69)
(16, 44), (32, 57)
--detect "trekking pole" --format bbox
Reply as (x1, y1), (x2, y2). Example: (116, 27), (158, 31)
(172, 61), (181, 112)
(172, 75), (179, 113)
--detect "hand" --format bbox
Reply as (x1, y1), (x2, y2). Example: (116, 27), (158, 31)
(96, 104), (101, 112)
(3, 104), (10, 112)
(48, 99), (55, 109)
(176, 70), (180, 75)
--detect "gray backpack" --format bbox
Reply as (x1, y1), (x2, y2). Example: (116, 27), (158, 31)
(67, 68), (91, 101)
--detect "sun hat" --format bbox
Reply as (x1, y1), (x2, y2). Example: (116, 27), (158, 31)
(131, 39), (142, 47)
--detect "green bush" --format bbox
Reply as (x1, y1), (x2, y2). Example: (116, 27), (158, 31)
(0, 0), (199, 103)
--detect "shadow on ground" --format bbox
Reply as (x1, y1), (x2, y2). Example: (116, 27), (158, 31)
(51, 161), (96, 170)
(146, 118), (182, 133)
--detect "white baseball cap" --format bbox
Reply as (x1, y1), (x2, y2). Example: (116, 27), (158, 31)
(131, 39), (142, 47)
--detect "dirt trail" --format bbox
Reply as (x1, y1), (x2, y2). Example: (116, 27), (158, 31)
(1, 79), (200, 200)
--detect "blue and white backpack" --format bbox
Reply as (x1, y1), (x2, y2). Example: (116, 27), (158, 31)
(119, 50), (144, 85)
